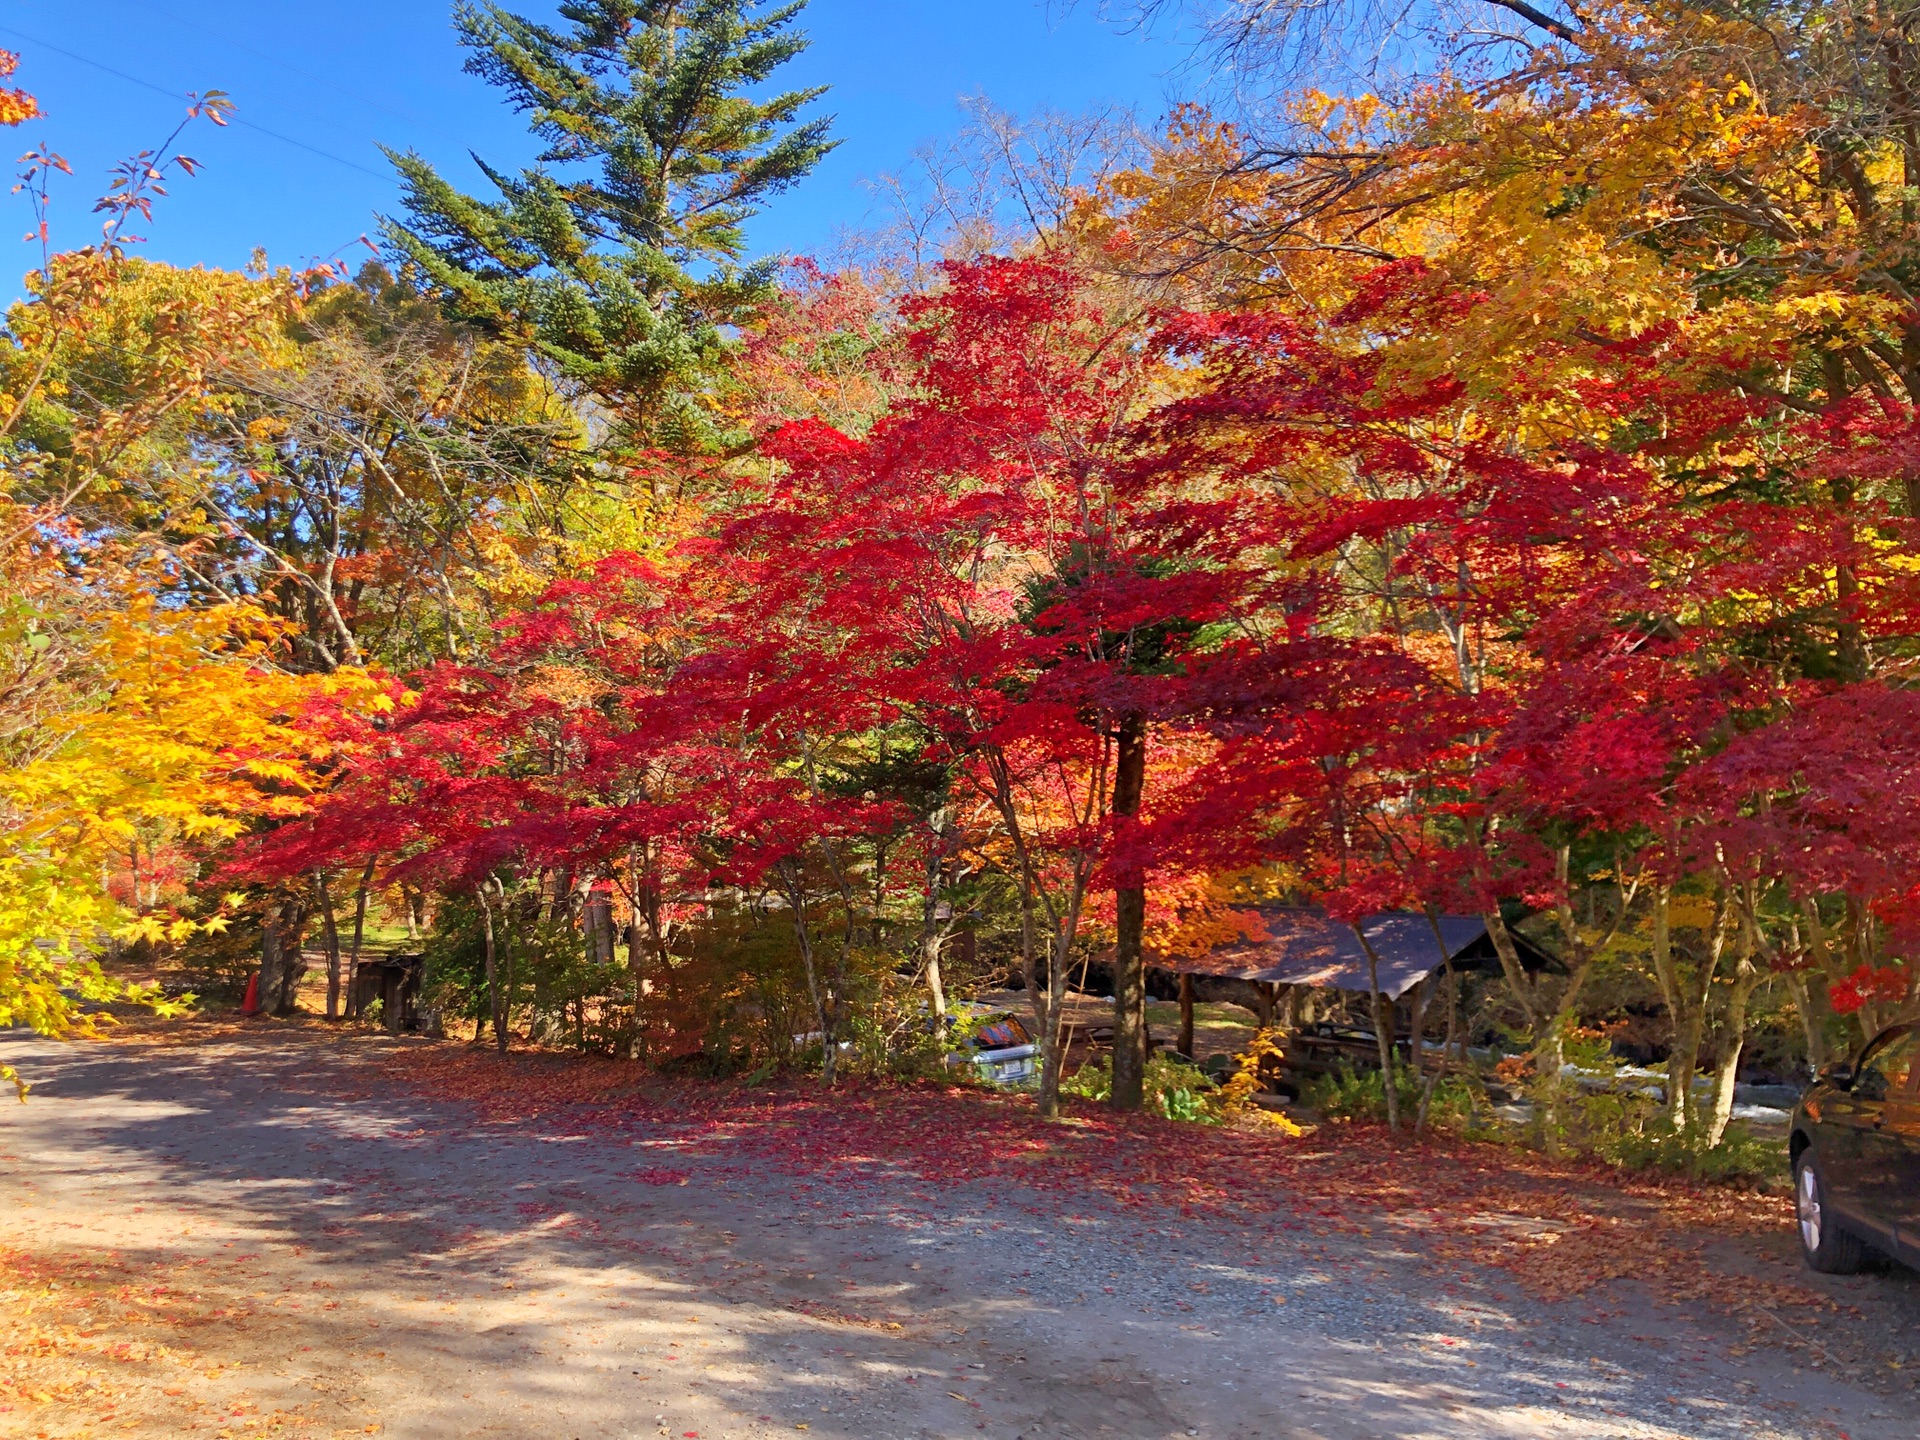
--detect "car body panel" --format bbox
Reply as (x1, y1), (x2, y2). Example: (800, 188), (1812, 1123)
(1843, 1028), (1916, 1248)
(1791, 1023), (1920, 1269)
(1883, 1086), (1920, 1255)
(944, 1007), (1039, 1086)
(964, 1042), (1038, 1085)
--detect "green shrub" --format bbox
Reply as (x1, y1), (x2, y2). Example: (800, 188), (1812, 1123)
(1062, 1051), (1223, 1122)
(1302, 1063), (1480, 1130)
(1570, 1090), (1787, 1184)
(1147, 1052), (1221, 1123)
(843, 968), (975, 1081)
(1562, 1027), (1620, 1071)
(1159, 1084), (1213, 1123)
(1061, 1053), (1112, 1100)
(165, 912), (262, 1002)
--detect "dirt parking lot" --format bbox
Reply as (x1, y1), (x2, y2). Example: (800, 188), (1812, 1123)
(3, 1025), (1917, 1439)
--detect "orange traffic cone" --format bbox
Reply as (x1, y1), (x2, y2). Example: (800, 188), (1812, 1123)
(241, 972), (260, 1016)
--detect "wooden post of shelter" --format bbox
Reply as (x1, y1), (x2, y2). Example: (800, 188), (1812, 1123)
(1177, 972), (1195, 1059)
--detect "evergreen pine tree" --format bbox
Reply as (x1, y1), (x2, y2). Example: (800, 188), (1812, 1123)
(383, 0), (834, 451)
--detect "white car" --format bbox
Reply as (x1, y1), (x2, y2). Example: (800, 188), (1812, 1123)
(947, 1009), (1038, 1085)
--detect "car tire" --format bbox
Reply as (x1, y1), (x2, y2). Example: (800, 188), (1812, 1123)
(1796, 1149), (1868, 1275)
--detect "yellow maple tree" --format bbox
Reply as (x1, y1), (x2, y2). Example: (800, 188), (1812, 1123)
(0, 539), (383, 1092)
(0, 54), (390, 1092)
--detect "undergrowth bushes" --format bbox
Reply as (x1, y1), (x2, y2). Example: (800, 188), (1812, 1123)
(1570, 1091), (1786, 1184)
(1062, 1052), (1224, 1122)
(420, 891), (972, 1080)
(1302, 1062), (1786, 1183)
(1301, 1065), (1479, 1132)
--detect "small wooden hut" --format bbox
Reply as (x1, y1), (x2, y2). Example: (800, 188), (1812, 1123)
(1148, 906), (1558, 1060)
(348, 953), (424, 1032)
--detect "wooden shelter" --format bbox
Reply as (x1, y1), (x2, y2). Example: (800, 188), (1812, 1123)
(348, 953), (424, 1032)
(1157, 907), (1556, 994)
(1147, 906), (1558, 1059)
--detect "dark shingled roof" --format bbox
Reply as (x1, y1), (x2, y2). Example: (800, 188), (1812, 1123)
(1149, 906), (1556, 999)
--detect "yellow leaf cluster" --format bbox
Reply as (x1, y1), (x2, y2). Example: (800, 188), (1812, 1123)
(0, 49), (37, 128)
(0, 539), (382, 1083)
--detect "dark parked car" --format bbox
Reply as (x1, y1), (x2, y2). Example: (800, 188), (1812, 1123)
(1789, 1023), (1920, 1273)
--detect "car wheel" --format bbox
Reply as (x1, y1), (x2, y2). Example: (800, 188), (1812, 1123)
(1796, 1149), (1867, 1274)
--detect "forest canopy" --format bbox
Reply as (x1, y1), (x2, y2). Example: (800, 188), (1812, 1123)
(5, 0), (1920, 1166)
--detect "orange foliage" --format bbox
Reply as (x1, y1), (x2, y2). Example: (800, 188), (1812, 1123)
(0, 50), (38, 128)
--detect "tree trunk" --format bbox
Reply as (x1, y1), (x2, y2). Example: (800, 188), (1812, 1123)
(1783, 968), (1829, 1075)
(1660, 890), (1731, 1132)
(278, 902), (307, 1015)
(826, 931), (853, 1080)
(1371, 986), (1401, 1133)
(584, 882), (614, 965)
(479, 884), (506, 1055)
(1844, 896), (1883, 1042)
(1706, 956), (1764, 1149)
(627, 917), (647, 1060)
(1023, 918), (1057, 1118)
(1647, 884), (1688, 1127)
(1535, 969), (1608, 1153)
(499, 899), (517, 1056)
(1482, 907), (1560, 1149)
(1648, 884), (1718, 1130)
(1109, 712), (1148, 1112)
(1482, 908), (1544, 1038)
(923, 933), (948, 1018)
(780, 863), (834, 1084)
(1031, 870), (1090, 1123)
(1407, 979), (1427, 1081)
(260, 894), (309, 1017)
(1044, 910), (1076, 1117)
(1019, 883), (1068, 1121)
(1417, 960), (1459, 1138)
(920, 841), (949, 1019)
(1448, 965), (1466, 1066)
(345, 857), (375, 1022)
(315, 871), (343, 1020)
(1177, 972), (1194, 1060)
(257, 916), (280, 1018)
(1798, 898), (1853, 1055)
(1353, 925), (1400, 1133)
(984, 748), (1087, 1122)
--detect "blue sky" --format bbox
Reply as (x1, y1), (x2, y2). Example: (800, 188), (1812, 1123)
(0, 0), (1202, 281)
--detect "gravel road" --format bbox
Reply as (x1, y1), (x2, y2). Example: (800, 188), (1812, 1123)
(2, 1029), (1914, 1440)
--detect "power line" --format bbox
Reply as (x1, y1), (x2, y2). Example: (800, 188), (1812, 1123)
(127, 1), (475, 151)
(0, 22), (391, 181)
